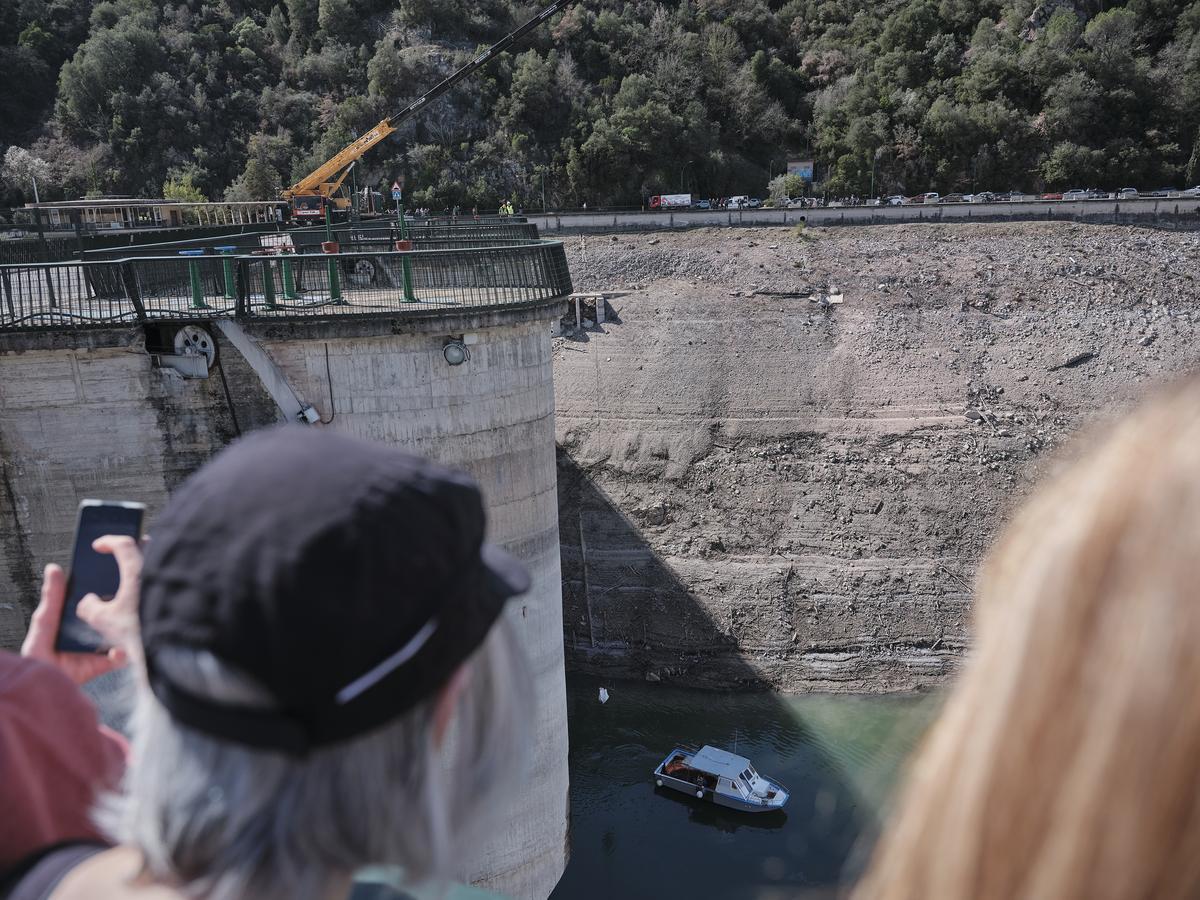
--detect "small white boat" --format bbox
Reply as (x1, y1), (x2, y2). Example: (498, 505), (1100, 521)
(653, 744), (789, 812)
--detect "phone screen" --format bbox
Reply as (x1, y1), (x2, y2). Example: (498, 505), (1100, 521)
(56, 500), (145, 654)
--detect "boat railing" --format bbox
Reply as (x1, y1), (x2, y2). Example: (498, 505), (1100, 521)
(759, 777), (789, 800)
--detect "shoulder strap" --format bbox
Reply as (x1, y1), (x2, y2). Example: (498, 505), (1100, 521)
(1, 844), (106, 900)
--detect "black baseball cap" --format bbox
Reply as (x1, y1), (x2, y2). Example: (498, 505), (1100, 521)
(138, 426), (530, 756)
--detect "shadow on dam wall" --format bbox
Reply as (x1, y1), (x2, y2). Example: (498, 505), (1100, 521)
(555, 451), (897, 891)
(557, 450), (770, 689)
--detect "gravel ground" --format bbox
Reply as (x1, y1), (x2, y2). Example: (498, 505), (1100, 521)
(552, 222), (1200, 692)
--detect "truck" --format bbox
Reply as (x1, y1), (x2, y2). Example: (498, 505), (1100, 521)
(649, 194), (692, 210)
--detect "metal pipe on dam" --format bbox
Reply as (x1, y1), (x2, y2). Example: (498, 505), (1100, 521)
(0, 300), (570, 898)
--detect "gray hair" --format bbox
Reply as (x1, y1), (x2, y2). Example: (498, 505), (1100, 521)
(101, 617), (533, 900)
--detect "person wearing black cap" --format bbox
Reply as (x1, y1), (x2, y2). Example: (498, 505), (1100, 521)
(23, 427), (535, 900)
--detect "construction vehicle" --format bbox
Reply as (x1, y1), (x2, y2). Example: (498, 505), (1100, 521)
(282, 0), (574, 219)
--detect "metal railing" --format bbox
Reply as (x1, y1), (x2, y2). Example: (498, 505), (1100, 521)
(288, 221), (541, 251)
(75, 222), (544, 260)
(0, 242), (573, 331)
(0, 239), (77, 266)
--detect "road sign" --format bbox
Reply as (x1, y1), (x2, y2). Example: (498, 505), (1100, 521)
(391, 180), (402, 191)
(392, 189), (402, 201)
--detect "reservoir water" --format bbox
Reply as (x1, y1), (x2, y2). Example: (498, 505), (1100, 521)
(551, 676), (939, 900)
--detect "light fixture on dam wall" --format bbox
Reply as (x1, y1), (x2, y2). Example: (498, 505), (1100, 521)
(443, 334), (478, 366)
(443, 340), (469, 366)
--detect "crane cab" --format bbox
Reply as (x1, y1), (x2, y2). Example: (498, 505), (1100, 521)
(291, 195), (329, 220)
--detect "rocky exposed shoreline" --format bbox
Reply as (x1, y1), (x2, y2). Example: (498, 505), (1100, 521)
(553, 222), (1200, 691)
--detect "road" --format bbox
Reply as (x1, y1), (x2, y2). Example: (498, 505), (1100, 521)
(526, 196), (1200, 233)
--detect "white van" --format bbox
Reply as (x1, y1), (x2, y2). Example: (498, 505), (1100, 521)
(726, 196), (751, 209)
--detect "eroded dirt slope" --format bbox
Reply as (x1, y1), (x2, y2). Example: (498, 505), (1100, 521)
(554, 222), (1200, 691)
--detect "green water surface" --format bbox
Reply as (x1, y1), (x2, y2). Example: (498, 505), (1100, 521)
(551, 676), (939, 900)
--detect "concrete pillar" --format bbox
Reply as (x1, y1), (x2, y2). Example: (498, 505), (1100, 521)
(257, 307), (570, 898)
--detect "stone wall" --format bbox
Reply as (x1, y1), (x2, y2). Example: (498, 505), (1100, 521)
(553, 223), (1200, 693)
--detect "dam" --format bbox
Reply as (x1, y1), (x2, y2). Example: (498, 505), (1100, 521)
(4, 213), (1200, 896)
(0, 221), (573, 899)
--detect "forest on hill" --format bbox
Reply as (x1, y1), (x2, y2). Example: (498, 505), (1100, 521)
(1, 0), (1198, 211)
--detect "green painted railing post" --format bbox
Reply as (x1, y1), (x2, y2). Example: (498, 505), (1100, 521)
(178, 250), (210, 309)
(326, 254), (342, 302)
(216, 246), (237, 300)
(280, 255), (298, 300)
(324, 207), (343, 303)
(262, 259), (277, 309)
(397, 202), (417, 303)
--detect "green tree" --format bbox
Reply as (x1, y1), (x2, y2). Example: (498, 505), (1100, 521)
(1, 147), (54, 201)
(767, 173), (807, 201)
(225, 135), (283, 201)
(162, 165), (208, 203)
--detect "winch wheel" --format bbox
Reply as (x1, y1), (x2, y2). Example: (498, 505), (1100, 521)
(173, 325), (218, 367)
(349, 258), (377, 286)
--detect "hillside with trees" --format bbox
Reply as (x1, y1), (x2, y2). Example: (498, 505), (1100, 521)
(1, 0), (1198, 210)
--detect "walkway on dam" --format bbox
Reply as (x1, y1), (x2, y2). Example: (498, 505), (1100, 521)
(0, 240), (573, 331)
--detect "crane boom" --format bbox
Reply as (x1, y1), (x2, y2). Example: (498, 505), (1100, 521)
(283, 0), (575, 218)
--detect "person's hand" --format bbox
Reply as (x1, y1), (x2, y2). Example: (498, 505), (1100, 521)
(22, 560), (127, 685)
(22, 535), (145, 684)
(77, 535), (144, 661)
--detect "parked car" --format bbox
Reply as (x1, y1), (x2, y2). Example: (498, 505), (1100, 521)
(1182, 186), (1200, 197)
(940, 193), (965, 203)
(1118, 188), (1138, 199)
(746, 198), (763, 208)
(922, 192), (940, 204)
(972, 191), (996, 203)
(726, 195), (751, 209)
(693, 199), (711, 210)
(1063, 189), (1088, 200)
(1041, 192), (1063, 200)
(884, 195), (905, 206)
(786, 198), (808, 208)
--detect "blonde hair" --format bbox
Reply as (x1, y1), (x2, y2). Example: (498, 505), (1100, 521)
(855, 379), (1200, 900)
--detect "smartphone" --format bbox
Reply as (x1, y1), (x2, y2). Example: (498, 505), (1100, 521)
(55, 499), (146, 654)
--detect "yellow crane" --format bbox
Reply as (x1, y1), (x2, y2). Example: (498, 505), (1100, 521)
(281, 0), (574, 220)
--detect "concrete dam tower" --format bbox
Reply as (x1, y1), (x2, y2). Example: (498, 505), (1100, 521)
(0, 226), (572, 897)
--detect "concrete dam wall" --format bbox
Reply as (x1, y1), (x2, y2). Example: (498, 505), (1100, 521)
(553, 222), (1200, 691)
(0, 303), (569, 898)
